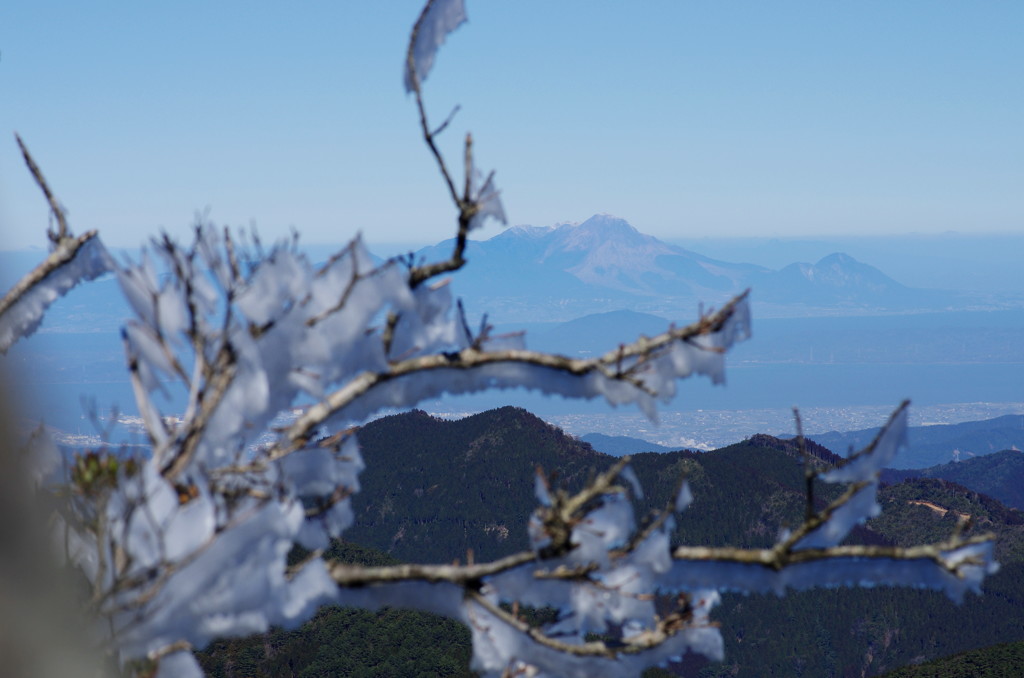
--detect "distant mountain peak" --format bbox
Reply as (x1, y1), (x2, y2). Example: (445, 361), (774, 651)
(755, 251), (913, 305)
(547, 214), (655, 253)
(809, 252), (907, 291)
(818, 252), (856, 266)
(579, 213), (638, 233)
(405, 215), (948, 321)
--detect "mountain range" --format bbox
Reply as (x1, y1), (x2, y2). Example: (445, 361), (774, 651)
(346, 408), (1024, 677)
(0, 215), (1010, 335)
(0, 216), (946, 333)
(414, 214), (956, 321)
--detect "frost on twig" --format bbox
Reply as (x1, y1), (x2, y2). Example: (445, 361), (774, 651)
(0, 136), (115, 353)
(0, 230), (113, 353)
(404, 0), (467, 94)
(269, 290), (751, 459)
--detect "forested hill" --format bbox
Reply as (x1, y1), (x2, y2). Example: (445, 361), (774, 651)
(878, 639), (1024, 678)
(344, 406), (607, 563)
(746, 432), (847, 467)
(202, 407), (1024, 677)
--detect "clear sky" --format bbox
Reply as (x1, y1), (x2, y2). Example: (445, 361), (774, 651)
(1, 1), (1021, 251)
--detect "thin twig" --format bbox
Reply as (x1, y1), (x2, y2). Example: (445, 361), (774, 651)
(328, 550), (537, 588)
(673, 531), (994, 575)
(432, 104), (461, 137)
(15, 133), (69, 242)
(793, 406), (814, 522)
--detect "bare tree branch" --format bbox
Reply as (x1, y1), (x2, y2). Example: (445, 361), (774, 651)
(15, 133), (69, 243)
(270, 292), (748, 459)
(792, 406), (816, 522)
(328, 550), (537, 588)
(672, 532), (994, 575)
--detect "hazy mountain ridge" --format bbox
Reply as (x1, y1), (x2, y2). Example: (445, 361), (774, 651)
(414, 214), (960, 321)
(748, 251), (950, 308)
(579, 431), (675, 456)
(1, 222), (1013, 334)
(0, 218), (1000, 336)
(810, 414), (1024, 469)
(667, 233), (1024, 297)
(881, 449), (1024, 511)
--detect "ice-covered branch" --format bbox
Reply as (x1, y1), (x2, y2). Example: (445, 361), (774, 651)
(0, 136), (115, 353)
(667, 533), (996, 598)
(268, 291), (750, 459)
(0, 230), (112, 353)
(403, 0), (507, 289)
(328, 551), (537, 587)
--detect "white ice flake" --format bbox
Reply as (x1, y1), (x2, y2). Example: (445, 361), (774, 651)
(793, 482), (880, 550)
(822, 404), (908, 484)
(404, 0), (467, 92)
(675, 480), (694, 513)
(154, 650), (204, 678)
(468, 169), (507, 231)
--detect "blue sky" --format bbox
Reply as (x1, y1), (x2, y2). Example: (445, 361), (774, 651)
(1, 1), (1021, 251)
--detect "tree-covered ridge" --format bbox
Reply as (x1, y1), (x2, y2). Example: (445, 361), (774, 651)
(632, 440), (1024, 676)
(870, 478), (1024, 562)
(349, 408), (865, 561)
(877, 639), (1024, 678)
(347, 406), (1021, 567)
(746, 432), (848, 467)
(629, 437), (875, 552)
(344, 406), (609, 563)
